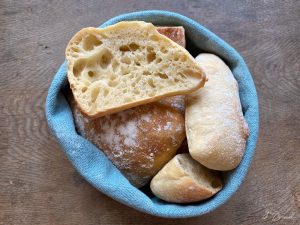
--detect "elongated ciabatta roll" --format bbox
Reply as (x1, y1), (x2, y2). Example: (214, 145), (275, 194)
(66, 21), (206, 118)
(185, 54), (249, 171)
(150, 154), (222, 203)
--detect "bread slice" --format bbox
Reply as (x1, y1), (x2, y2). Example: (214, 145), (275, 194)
(65, 21), (206, 118)
(150, 154), (222, 203)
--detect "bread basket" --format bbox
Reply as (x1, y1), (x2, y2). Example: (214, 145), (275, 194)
(45, 10), (259, 218)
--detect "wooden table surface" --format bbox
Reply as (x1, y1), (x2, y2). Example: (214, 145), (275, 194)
(1, 1), (299, 224)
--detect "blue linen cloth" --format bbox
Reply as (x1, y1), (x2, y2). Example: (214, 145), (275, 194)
(45, 10), (259, 218)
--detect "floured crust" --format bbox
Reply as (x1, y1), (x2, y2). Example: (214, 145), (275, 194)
(68, 93), (185, 187)
(185, 54), (249, 171)
(65, 21), (205, 118)
(150, 154), (222, 203)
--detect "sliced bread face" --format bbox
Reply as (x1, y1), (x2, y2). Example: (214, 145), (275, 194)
(66, 21), (205, 118)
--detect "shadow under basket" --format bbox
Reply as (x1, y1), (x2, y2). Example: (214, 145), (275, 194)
(45, 10), (259, 218)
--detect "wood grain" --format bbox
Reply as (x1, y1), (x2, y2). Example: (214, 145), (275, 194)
(0, 0), (299, 224)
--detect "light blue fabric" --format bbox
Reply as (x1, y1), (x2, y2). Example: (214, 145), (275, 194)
(45, 10), (259, 218)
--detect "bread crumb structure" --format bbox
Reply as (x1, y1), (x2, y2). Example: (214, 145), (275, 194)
(66, 21), (205, 118)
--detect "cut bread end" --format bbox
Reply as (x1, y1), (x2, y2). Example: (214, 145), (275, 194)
(150, 153), (222, 203)
(176, 154), (222, 194)
(65, 21), (206, 118)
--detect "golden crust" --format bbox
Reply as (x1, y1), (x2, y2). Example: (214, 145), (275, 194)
(150, 154), (222, 203)
(186, 54), (249, 171)
(68, 92), (186, 187)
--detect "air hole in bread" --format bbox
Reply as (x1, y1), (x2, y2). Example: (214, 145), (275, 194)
(146, 46), (154, 52)
(121, 55), (131, 64)
(180, 55), (188, 62)
(155, 73), (168, 79)
(147, 52), (156, 63)
(136, 55), (143, 62)
(135, 60), (141, 66)
(82, 34), (102, 51)
(81, 86), (87, 93)
(156, 58), (162, 63)
(161, 46), (168, 53)
(150, 35), (159, 41)
(121, 66), (130, 75)
(119, 45), (130, 52)
(147, 79), (156, 88)
(135, 76), (141, 83)
(88, 71), (95, 77)
(91, 87), (100, 102)
(211, 179), (222, 189)
(129, 43), (140, 51)
(73, 59), (85, 77)
(174, 78), (179, 83)
(82, 80), (90, 86)
(99, 49), (113, 69)
(146, 46), (156, 63)
(143, 71), (151, 75)
(109, 73), (116, 81)
(108, 80), (118, 87)
(112, 59), (120, 72)
(71, 47), (80, 53)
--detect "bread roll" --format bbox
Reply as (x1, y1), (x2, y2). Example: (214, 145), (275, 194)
(69, 95), (185, 187)
(185, 54), (249, 171)
(150, 154), (222, 203)
(65, 21), (205, 118)
(67, 27), (187, 187)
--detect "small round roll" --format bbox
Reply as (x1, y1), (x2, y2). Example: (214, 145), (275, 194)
(150, 154), (222, 203)
(185, 54), (249, 171)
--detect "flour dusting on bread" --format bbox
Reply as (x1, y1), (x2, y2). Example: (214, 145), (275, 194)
(186, 54), (249, 171)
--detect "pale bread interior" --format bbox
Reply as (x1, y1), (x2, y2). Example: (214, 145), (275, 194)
(66, 21), (205, 117)
(176, 154), (222, 192)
